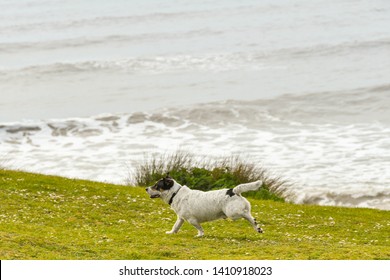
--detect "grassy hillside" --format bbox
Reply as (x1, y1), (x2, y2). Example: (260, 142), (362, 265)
(0, 170), (389, 260)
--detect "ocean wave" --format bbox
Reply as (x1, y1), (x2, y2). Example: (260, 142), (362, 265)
(0, 3), (279, 34)
(1, 85), (389, 132)
(0, 9), (223, 33)
(0, 28), (224, 54)
(0, 53), (273, 77)
(0, 35), (390, 76)
(298, 190), (390, 210)
(271, 37), (390, 58)
(1, 90), (389, 210)
(2, 37), (390, 76)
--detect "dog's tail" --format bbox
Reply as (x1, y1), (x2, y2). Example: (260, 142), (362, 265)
(233, 180), (262, 195)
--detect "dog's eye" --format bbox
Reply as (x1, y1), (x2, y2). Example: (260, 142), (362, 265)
(152, 184), (162, 191)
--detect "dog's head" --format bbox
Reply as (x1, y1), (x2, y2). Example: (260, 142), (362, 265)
(145, 175), (175, 199)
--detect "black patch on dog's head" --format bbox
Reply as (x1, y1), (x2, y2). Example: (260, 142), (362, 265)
(226, 189), (235, 197)
(155, 175), (174, 191)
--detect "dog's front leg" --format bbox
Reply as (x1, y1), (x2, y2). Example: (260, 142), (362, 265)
(166, 217), (184, 234)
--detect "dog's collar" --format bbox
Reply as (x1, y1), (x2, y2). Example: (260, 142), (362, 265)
(168, 187), (181, 205)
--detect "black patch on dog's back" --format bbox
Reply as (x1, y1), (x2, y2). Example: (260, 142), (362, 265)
(226, 189), (235, 197)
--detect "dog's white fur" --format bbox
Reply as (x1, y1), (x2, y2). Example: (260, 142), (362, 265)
(146, 178), (263, 237)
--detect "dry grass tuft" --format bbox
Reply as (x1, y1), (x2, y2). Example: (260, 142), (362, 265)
(129, 150), (291, 202)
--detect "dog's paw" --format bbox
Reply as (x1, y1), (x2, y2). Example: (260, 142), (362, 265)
(166, 231), (175, 234)
(257, 228), (264, 234)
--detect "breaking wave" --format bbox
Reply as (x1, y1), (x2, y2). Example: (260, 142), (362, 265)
(1, 88), (389, 210)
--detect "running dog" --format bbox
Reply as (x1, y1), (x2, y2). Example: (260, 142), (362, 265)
(146, 175), (263, 237)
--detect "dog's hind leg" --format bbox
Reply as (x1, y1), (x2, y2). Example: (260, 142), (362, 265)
(188, 218), (204, 237)
(166, 217), (184, 234)
(243, 213), (263, 233)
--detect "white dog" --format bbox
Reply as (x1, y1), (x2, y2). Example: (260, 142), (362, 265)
(146, 175), (263, 237)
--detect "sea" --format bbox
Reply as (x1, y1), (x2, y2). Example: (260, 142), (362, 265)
(1, 0), (389, 210)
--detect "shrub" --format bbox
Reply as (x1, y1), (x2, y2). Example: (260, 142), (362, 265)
(129, 151), (291, 202)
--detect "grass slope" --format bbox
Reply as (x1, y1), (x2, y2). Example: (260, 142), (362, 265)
(0, 170), (389, 260)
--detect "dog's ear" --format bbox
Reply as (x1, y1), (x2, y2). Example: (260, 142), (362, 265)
(161, 176), (174, 190)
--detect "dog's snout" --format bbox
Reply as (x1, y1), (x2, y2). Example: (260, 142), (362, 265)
(145, 187), (148, 191)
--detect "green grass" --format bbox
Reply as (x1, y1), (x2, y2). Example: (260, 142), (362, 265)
(0, 169), (389, 260)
